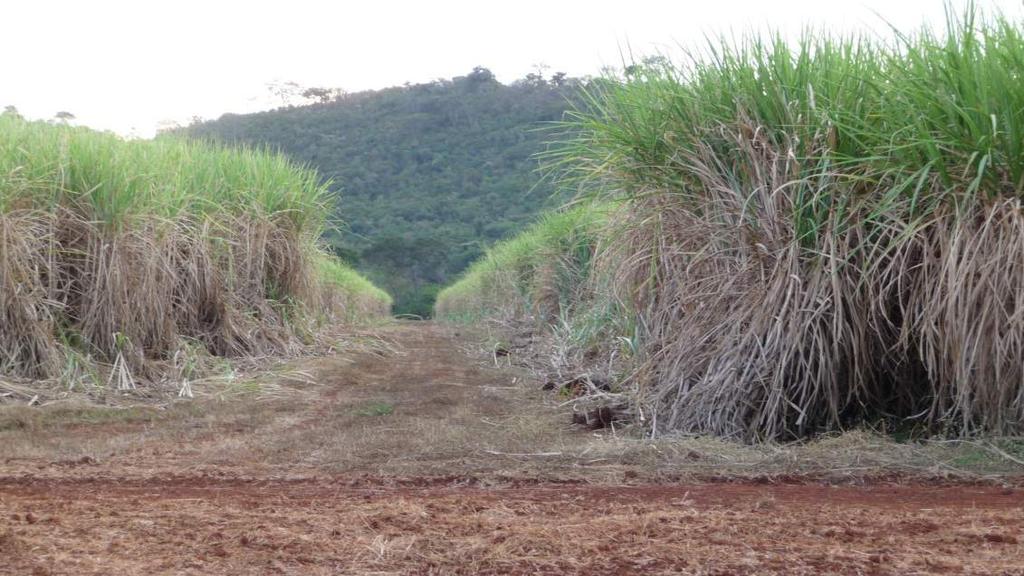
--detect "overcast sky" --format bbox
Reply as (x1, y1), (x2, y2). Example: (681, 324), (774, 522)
(2, 0), (1020, 137)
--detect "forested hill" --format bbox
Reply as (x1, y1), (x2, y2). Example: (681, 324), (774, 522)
(181, 68), (582, 315)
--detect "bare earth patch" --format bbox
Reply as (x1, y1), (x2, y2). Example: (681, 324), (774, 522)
(2, 322), (1023, 575)
(2, 477), (1022, 575)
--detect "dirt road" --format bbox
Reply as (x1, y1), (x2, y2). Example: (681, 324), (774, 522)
(2, 323), (1023, 575)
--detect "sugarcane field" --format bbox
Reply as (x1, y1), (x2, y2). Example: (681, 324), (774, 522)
(3, 2), (1024, 574)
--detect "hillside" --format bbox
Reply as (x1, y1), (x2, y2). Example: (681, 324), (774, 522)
(182, 68), (581, 315)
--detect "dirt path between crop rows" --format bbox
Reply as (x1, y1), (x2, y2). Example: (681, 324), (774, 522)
(2, 322), (1023, 574)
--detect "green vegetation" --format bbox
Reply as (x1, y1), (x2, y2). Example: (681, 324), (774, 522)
(356, 401), (395, 417)
(316, 254), (393, 322)
(0, 113), (389, 386)
(435, 203), (610, 325)
(182, 69), (582, 315)
(442, 7), (1024, 440)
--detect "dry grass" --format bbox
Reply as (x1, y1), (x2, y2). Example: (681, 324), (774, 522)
(3, 322), (1020, 484)
(1, 324), (1022, 574)
(0, 116), (390, 394)
(494, 8), (1024, 440)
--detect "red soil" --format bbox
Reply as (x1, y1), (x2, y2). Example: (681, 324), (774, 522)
(2, 476), (1022, 575)
(2, 323), (1022, 574)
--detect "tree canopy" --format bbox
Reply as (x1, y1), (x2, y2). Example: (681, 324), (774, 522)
(181, 69), (582, 315)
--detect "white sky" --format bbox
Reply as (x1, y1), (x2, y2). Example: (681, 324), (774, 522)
(2, 0), (1020, 137)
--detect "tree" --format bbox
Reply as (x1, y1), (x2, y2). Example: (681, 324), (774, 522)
(468, 66), (495, 83)
(156, 119), (183, 134)
(180, 69), (582, 315)
(266, 80), (303, 107)
(301, 86), (346, 104)
(54, 111), (75, 123)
